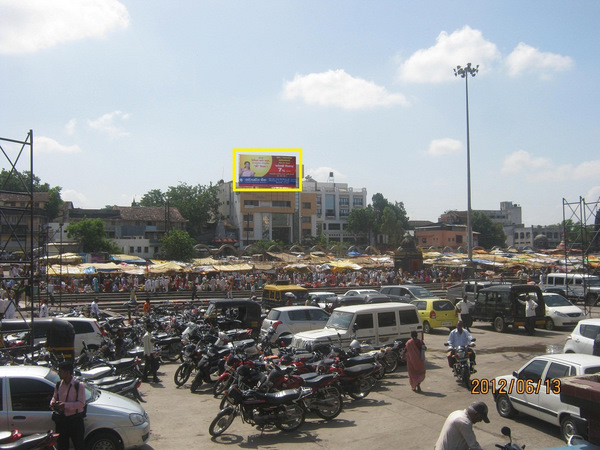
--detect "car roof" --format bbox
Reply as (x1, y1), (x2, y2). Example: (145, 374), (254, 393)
(0, 365), (52, 377)
(411, 298), (452, 304)
(532, 353), (600, 367)
(575, 318), (600, 325)
(333, 302), (416, 313)
(271, 306), (323, 311)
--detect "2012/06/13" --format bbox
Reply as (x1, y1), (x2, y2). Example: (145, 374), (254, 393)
(471, 378), (561, 395)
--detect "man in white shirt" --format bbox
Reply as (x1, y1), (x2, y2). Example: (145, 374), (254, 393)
(455, 296), (475, 331)
(518, 294), (538, 336)
(435, 401), (490, 450)
(447, 321), (476, 368)
(39, 298), (49, 317)
(89, 298), (100, 320)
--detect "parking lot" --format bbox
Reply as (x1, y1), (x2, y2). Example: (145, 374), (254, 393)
(136, 312), (598, 450)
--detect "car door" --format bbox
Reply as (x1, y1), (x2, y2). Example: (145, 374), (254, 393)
(576, 324), (600, 354)
(511, 358), (548, 419)
(536, 362), (574, 426)
(353, 313), (375, 344)
(376, 311), (398, 345)
(8, 377), (54, 434)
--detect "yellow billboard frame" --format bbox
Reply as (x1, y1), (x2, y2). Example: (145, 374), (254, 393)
(233, 148), (303, 192)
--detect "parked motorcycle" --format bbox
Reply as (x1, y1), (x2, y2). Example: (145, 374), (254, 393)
(496, 426), (525, 450)
(174, 343), (203, 387)
(208, 386), (312, 436)
(0, 429), (59, 450)
(445, 338), (476, 388)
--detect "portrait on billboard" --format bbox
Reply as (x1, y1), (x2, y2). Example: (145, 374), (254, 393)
(233, 149), (302, 192)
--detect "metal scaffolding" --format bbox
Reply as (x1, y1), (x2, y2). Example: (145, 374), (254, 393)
(562, 196), (600, 315)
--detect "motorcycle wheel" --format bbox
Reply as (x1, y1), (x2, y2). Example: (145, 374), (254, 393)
(213, 376), (232, 397)
(385, 352), (399, 373)
(374, 364), (386, 380)
(208, 408), (236, 437)
(275, 404), (305, 431)
(165, 343), (183, 362)
(312, 387), (343, 420)
(174, 363), (192, 387)
(190, 374), (203, 393)
(348, 377), (375, 400)
(461, 366), (471, 389)
(219, 393), (233, 410)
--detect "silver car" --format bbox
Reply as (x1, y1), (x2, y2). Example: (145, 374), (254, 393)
(0, 366), (150, 450)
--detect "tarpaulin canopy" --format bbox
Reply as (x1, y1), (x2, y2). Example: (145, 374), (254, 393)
(79, 262), (122, 273)
(283, 263), (313, 273)
(109, 254), (147, 264)
(213, 263), (253, 272)
(147, 261), (184, 273)
(47, 265), (86, 276)
(41, 253), (83, 264)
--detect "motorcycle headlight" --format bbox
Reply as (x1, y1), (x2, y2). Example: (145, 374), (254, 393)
(457, 350), (466, 359)
(129, 413), (146, 426)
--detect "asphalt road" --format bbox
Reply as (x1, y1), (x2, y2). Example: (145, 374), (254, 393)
(135, 312), (599, 450)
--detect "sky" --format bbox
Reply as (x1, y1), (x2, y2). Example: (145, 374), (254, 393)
(1, 0), (599, 228)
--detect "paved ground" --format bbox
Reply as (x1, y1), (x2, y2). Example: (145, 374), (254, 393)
(135, 312), (598, 450)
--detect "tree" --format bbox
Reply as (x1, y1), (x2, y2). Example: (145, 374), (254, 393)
(66, 218), (120, 253)
(140, 183), (221, 237)
(472, 211), (506, 249)
(160, 230), (196, 261)
(347, 207), (376, 244)
(380, 206), (405, 247)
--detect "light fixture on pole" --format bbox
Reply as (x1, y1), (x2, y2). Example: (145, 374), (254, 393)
(453, 63), (479, 264)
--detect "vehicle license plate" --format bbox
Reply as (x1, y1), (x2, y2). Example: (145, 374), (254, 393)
(442, 321), (451, 326)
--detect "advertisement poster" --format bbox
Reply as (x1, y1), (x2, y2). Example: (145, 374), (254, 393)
(233, 149), (302, 191)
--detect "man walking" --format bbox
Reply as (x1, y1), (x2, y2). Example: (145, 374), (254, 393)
(50, 362), (86, 450)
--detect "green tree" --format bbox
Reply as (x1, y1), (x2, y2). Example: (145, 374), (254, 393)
(347, 206), (376, 244)
(160, 230), (196, 261)
(380, 206), (405, 247)
(140, 183), (221, 237)
(66, 218), (120, 253)
(472, 211), (506, 249)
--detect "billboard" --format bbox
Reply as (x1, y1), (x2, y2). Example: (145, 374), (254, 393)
(233, 148), (302, 192)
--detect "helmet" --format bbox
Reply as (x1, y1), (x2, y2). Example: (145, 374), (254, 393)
(350, 340), (361, 350)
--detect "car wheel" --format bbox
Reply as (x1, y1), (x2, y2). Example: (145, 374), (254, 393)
(496, 394), (517, 418)
(423, 321), (432, 334)
(85, 431), (123, 450)
(560, 415), (579, 441)
(493, 316), (507, 333)
(545, 318), (555, 331)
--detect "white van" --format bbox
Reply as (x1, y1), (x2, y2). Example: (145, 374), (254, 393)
(291, 302), (421, 350)
(544, 273), (600, 304)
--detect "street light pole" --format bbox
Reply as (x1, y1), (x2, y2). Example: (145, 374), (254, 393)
(454, 63), (479, 265)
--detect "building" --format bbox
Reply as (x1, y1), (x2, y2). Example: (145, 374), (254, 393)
(302, 176), (367, 243)
(217, 175), (367, 245)
(413, 223), (479, 252)
(58, 204), (187, 259)
(217, 181), (317, 245)
(0, 191), (50, 256)
(511, 224), (563, 250)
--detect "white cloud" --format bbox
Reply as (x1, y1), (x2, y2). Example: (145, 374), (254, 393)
(586, 186), (600, 203)
(426, 138), (463, 156)
(283, 69), (409, 110)
(502, 150), (600, 183)
(505, 43), (574, 79)
(0, 0), (129, 55)
(35, 136), (82, 154)
(397, 26), (501, 83)
(305, 167), (347, 183)
(65, 119), (77, 136)
(61, 189), (90, 207)
(88, 110), (131, 139)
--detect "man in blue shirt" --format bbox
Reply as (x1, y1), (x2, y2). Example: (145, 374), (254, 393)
(447, 321), (476, 368)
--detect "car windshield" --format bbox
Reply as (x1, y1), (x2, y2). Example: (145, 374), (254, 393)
(544, 295), (572, 307)
(407, 286), (437, 298)
(326, 311), (354, 330)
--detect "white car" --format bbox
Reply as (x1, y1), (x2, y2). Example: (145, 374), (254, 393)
(342, 289), (378, 297)
(0, 365), (150, 449)
(564, 318), (600, 355)
(493, 353), (600, 441)
(260, 306), (330, 341)
(542, 293), (585, 330)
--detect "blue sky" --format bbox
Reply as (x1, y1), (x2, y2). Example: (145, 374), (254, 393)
(1, 1), (599, 227)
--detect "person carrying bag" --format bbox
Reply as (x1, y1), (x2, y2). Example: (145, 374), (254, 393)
(50, 361), (86, 450)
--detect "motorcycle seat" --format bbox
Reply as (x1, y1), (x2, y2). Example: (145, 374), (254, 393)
(299, 372), (319, 381)
(344, 355), (376, 367)
(108, 358), (136, 370)
(155, 336), (180, 345)
(77, 366), (113, 380)
(301, 373), (337, 388)
(343, 363), (377, 377)
(254, 388), (302, 404)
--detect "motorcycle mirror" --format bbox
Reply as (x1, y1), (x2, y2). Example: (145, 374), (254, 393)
(352, 323), (359, 332)
(471, 338), (476, 342)
(501, 426), (512, 438)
